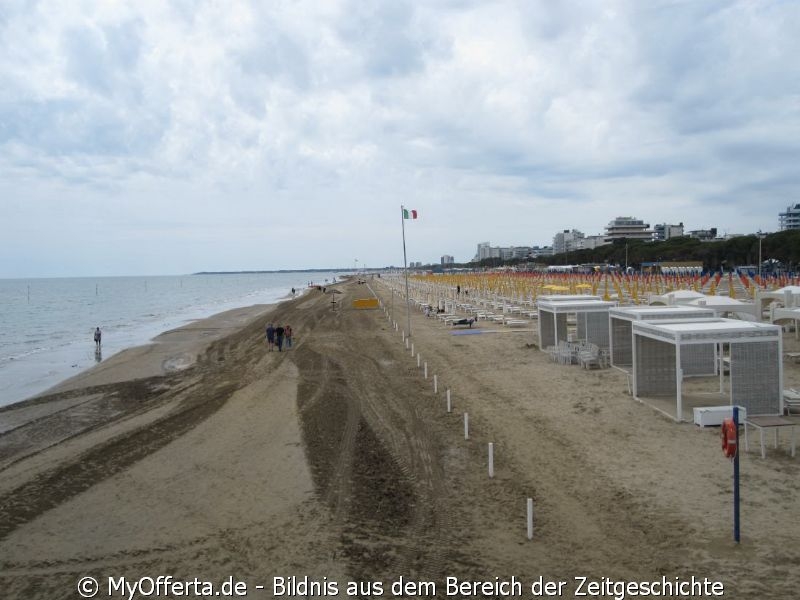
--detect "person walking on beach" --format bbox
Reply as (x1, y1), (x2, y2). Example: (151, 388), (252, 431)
(284, 325), (293, 349)
(266, 322), (275, 351)
(275, 324), (285, 352)
(93, 327), (102, 349)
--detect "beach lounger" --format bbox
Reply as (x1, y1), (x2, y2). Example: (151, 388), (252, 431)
(504, 319), (529, 327)
(784, 389), (800, 415)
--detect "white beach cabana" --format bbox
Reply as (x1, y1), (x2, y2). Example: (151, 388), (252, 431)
(771, 306), (800, 342)
(648, 290), (706, 306)
(631, 319), (783, 421)
(686, 296), (759, 321)
(609, 306), (714, 371)
(537, 294), (602, 303)
(756, 286), (800, 317)
(538, 299), (616, 350)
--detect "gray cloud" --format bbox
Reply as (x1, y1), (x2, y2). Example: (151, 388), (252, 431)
(62, 20), (144, 95)
(337, 1), (427, 77)
(1, 0), (799, 276)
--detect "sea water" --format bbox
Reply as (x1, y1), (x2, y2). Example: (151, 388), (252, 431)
(0, 272), (341, 407)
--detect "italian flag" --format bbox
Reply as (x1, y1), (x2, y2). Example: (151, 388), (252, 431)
(403, 208), (418, 219)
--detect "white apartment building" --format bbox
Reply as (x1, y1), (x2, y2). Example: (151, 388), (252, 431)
(530, 246), (553, 257)
(474, 242), (494, 261)
(552, 229), (585, 254)
(779, 203), (800, 230)
(582, 235), (610, 250)
(473, 242), (532, 262)
(653, 222), (685, 241)
(604, 216), (652, 242)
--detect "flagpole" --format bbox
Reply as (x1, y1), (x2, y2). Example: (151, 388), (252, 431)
(401, 205), (412, 338)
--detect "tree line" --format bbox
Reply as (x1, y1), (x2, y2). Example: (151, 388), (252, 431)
(450, 230), (800, 273)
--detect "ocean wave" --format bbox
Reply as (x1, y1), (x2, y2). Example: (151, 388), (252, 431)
(0, 346), (48, 363)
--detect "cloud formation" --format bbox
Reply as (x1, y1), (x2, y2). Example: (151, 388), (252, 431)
(1, 0), (798, 276)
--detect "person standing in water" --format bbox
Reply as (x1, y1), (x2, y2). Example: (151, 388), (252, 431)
(93, 327), (102, 349)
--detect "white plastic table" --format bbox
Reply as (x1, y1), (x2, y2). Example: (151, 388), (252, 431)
(744, 416), (798, 459)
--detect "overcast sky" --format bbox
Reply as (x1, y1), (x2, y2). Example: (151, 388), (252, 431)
(1, 0), (798, 277)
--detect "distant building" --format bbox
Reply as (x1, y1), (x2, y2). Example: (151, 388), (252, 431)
(473, 242), (495, 262)
(441, 255), (455, 265)
(530, 246), (553, 257)
(583, 235), (610, 250)
(497, 246), (533, 260)
(604, 216), (652, 242)
(687, 228), (718, 241)
(779, 203), (800, 230)
(653, 222), (684, 241)
(553, 229), (585, 254)
(473, 242), (532, 262)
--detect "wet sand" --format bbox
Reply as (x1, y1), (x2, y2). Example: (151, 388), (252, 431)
(1, 279), (799, 599)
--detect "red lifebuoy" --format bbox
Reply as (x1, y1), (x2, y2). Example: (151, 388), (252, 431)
(721, 418), (738, 458)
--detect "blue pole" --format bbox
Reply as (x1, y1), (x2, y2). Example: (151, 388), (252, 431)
(733, 405), (740, 543)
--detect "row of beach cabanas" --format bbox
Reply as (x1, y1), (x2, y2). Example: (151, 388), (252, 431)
(383, 274), (800, 422)
(536, 296), (784, 420)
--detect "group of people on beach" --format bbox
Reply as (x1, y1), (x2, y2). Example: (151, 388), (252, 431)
(265, 322), (293, 352)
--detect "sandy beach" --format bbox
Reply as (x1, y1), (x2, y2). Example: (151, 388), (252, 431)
(1, 278), (799, 599)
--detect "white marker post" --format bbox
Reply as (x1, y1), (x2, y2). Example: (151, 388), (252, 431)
(411, 343), (415, 357)
(405, 338), (409, 350)
(417, 354), (421, 368)
(446, 389), (451, 413)
(424, 362), (428, 379)
(464, 413), (469, 440)
(433, 374), (438, 394)
(527, 498), (534, 540)
(488, 443), (494, 478)
(402, 330), (405, 342)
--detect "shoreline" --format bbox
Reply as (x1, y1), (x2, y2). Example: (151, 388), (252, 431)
(0, 303), (277, 415)
(0, 273), (340, 409)
(0, 280), (332, 411)
(0, 279), (345, 421)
